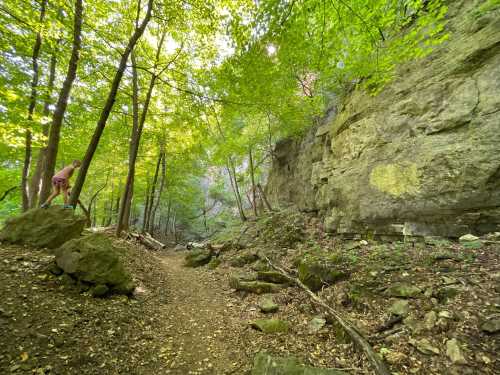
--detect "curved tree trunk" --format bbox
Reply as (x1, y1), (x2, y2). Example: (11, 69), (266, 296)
(29, 38), (59, 208)
(22, 0), (48, 211)
(69, 0), (154, 208)
(39, 0), (84, 204)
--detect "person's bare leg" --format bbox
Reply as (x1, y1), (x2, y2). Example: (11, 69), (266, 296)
(42, 185), (60, 207)
(62, 187), (69, 206)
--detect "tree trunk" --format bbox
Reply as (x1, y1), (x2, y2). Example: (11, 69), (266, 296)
(248, 147), (258, 217)
(29, 38), (59, 208)
(226, 158), (246, 222)
(92, 197), (98, 227)
(117, 30), (167, 236)
(164, 198), (171, 237)
(145, 152), (162, 232)
(70, 0), (154, 207)
(114, 185), (121, 224)
(149, 150), (166, 233)
(116, 52), (140, 235)
(22, 0), (48, 211)
(257, 183), (273, 212)
(39, 0), (83, 204)
(142, 180), (150, 233)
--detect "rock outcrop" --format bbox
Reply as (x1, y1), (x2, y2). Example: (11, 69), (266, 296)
(54, 233), (135, 295)
(266, 0), (500, 238)
(0, 206), (86, 248)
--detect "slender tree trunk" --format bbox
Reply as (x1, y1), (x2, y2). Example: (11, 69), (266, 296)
(106, 181), (115, 226)
(39, 0), (83, 204)
(77, 200), (91, 227)
(117, 53), (140, 235)
(117, 30), (167, 236)
(248, 147), (258, 217)
(145, 152), (162, 232)
(142, 181), (150, 233)
(226, 158), (246, 221)
(114, 185), (120, 224)
(164, 198), (171, 237)
(257, 183), (273, 212)
(29, 40), (59, 208)
(149, 150), (166, 233)
(172, 211), (177, 242)
(70, 0), (154, 207)
(0, 186), (18, 202)
(92, 197), (98, 227)
(22, 0), (48, 211)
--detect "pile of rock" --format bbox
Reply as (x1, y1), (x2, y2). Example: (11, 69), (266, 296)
(1, 207), (135, 297)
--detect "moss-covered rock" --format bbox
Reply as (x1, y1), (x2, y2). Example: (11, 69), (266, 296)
(252, 352), (346, 374)
(251, 319), (289, 333)
(0, 206), (86, 249)
(257, 271), (290, 284)
(251, 259), (270, 272)
(184, 249), (213, 267)
(55, 233), (135, 295)
(384, 282), (422, 298)
(298, 255), (349, 292)
(389, 299), (410, 316)
(229, 273), (282, 294)
(258, 295), (279, 313)
(229, 251), (259, 267)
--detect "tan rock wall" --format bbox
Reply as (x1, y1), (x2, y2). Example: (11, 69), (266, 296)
(266, 0), (500, 237)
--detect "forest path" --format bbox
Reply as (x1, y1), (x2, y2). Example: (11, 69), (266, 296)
(152, 251), (247, 374)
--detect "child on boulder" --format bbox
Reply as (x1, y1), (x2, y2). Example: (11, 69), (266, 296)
(41, 160), (82, 209)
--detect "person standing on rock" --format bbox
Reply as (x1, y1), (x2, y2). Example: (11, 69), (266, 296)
(40, 160), (82, 209)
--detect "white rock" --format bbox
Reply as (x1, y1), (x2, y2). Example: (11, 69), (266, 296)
(459, 234), (479, 242)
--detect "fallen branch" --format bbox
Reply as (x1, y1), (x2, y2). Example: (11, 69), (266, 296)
(128, 231), (165, 250)
(262, 255), (391, 375)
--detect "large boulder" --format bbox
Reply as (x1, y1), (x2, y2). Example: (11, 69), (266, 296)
(55, 233), (135, 295)
(0, 206), (86, 249)
(252, 352), (346, 375)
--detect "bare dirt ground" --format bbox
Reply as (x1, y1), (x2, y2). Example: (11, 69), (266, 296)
(0, 242), (249, 375)
(1, 225), (499, 375)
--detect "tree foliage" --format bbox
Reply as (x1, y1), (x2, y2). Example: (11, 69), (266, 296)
(0, 0), (452, 237)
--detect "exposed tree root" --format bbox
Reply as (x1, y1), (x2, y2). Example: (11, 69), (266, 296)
(262, 255), (391, 375)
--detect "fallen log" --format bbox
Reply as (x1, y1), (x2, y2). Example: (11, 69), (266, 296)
(262, 255), (391, 375)
(127, 231), (165, 250)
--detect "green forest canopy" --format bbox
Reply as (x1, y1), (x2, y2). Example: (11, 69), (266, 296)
(0, 0), (451, 238)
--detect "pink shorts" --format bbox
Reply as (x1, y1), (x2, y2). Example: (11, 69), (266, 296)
(52, 176), (68, 189)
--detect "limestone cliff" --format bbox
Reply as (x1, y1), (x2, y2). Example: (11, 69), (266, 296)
(266, 0), (500, 238)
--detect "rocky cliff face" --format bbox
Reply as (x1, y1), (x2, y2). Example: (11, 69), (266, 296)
(266, 0), (500, 238)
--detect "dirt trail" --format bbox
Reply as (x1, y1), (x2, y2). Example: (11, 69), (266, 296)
(153, 252), (248, 374)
